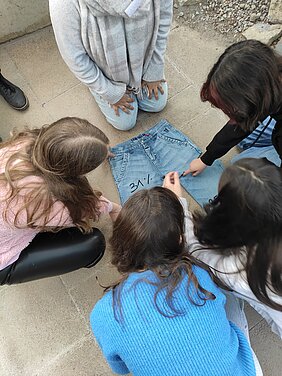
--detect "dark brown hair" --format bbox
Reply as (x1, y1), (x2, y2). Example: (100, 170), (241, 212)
(108, 187), (215, 320)
(0, 117), (109, 232)
(193, 158), (282, 310)
(201, 40), (282, 131)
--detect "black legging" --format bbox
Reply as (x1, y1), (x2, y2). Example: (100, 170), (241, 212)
(0, 227), (105, 285)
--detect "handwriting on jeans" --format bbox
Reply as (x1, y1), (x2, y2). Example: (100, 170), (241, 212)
(129, 174), (152, 193)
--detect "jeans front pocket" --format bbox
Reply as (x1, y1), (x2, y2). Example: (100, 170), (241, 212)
(157, 126), (201, 155)
(109, 152), (129, 185)
(157, 125), (190, 146)
(109, 146), (163, 204)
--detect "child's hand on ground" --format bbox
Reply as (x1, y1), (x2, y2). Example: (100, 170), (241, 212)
(111, 94), (134, 116)
(142, 80), (165, 100)
(183, 158), (207, 177)
(163, 171), (183, 197)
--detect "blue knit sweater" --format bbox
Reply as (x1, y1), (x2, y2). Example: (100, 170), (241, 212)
(90, 267), (255, 375)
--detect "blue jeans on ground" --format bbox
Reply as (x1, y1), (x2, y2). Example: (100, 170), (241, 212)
(92, 82), (168, 131)
(232, 116), (280, 167)
(109, 120), (224, 206)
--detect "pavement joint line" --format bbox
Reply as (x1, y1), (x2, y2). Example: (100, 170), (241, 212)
(167, 82), (193, 102)
(165, 54), (194, 84)
(249, 318), (265, 332)
(3, 46), (44, 106)
(165, 83), (196, 104)
(42, 82), (82, 107)
(59, 276), (90, 330)
(0, 25), (53, 48)
(30, 334), (90, 376)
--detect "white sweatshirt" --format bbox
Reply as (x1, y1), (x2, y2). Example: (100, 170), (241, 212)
(180, 197), (282, 339)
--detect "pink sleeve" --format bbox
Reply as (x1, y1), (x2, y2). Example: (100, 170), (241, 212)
(43, 201), (73, 227)
(6, 197), (73, 229)
(98, 196), (113, 214)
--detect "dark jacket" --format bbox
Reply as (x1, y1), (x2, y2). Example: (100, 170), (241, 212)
(201, 112), (282, 167)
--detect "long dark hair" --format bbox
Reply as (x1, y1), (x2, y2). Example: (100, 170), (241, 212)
(108, 187), (215, 320)
(0, 117), (109, 232)
(193, 158), (282, 310)
(201, 40), (282, 131)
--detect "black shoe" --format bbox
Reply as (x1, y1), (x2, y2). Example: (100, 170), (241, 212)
(0, 73), (29, 111)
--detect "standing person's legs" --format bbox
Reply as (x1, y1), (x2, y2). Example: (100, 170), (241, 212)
(0, 228), (105, 285)
(137, 82), (168, 113)
(91, 90), (138, 131)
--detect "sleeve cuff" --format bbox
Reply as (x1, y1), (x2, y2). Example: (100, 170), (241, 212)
(109, 360), (130, 375)
(200, 152), (214, 166)
(90, 83), (126, 105)
(99, 197), (113, 214)
(142, 64), (165, 82)
(107, 201), (113, 213)
(179, 197), (189, 212)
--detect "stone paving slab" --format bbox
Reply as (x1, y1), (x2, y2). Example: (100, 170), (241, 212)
(268, 0), (282, 24)
(0, 25), (281, 376)
(0, 278), (89, 376)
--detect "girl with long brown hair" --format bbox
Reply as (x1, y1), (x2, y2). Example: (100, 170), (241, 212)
(184, 39), (282, 176)
(190, 158), (282, 338)
(90, 173), (258, 376)
(0, 117), (120, 284)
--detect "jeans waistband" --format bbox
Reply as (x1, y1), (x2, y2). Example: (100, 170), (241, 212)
(111, 119), (172, 153)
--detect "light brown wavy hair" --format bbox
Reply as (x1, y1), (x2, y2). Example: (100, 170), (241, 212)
(0, 117), (109, 232)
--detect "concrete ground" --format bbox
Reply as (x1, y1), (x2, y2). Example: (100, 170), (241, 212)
(0, 25), (281, 376)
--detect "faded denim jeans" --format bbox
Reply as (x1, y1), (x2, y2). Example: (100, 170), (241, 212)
(109, 120), (224, 206)
(92, 82), (168, 131)
(225, 294), (263, 376)
(232, 116), (280, 167)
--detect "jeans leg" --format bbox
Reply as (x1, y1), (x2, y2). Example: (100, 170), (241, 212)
(91, 90), (138, 131)
(238, 116), (276, 150)
(225, 293), (249, 339)
(0, 228), (105, 285)
(149, 121), (224, 206)
(231, 145), (281, 167)
(224, 293), (263, 376)
(137, 82), (168, 113)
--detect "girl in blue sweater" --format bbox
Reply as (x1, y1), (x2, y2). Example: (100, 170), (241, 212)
(90, 173), (257, 375)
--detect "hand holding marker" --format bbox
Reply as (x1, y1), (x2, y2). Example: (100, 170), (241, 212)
(162, 171), (185, 179)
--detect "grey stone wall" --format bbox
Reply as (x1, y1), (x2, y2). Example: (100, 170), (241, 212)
(0, 0), (50, 43)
